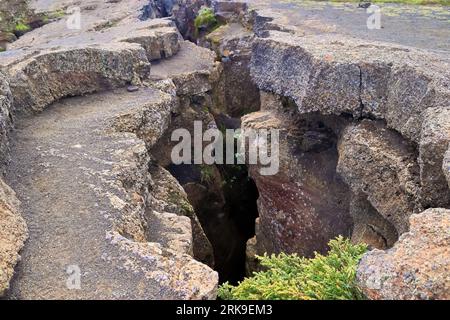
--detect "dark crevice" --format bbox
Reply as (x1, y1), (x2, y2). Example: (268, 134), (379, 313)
(167, 161), (259, 285)
(358, 65), (365, 119)
(139, 0), (174, 21)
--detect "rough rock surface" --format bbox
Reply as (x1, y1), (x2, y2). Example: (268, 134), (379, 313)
(349, 192), (398, 250)
(357, 208), (450, 300)
(1, 18), (180, 113)
(0, 72), (13, 168)
(250, 1), (450, 50)
(148, 39), (249, 280)
(445, 148), (450, 189)
(205, 22), (260, 117)
(5, 87), (217, 299)
(171, 0), (211, 40)
(242, 92), (352, 257)
(148, 164), (214, 267)
(337, 120), (422, 235)
(236, 3), (450, 294)
(149, 40), (218, 97)
(251, 31), (450, 143)
(0, 178), (28, 296)
(419, 107), (450, 207)
(0, 0), (219, 298)
(2, 0), (449, 300)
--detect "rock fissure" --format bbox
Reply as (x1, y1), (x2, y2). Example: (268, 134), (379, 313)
(1, 0), (449, 300)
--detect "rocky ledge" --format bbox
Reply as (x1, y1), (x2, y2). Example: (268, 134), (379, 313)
(0, 0), (219, 299)
(234, 1), (449, 299)
(1, 0), (449, 300)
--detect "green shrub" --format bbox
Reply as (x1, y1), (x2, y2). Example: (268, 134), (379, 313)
(218, 236), (368, 300)
(194, 7), (217, 31)
(14, 22), (31, 32)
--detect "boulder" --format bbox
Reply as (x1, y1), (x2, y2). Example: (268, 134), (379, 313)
(357, 208), (450, 300)
(337, 120), (422, 235)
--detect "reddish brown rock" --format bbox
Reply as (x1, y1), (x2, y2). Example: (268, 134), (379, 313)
(242, 92), (352, 258)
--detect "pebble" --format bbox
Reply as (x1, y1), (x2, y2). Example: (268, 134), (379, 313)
(127, 85), (139, 92)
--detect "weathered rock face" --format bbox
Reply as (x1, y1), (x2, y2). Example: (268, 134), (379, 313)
(2, 19), (181, 114)
(0, 72), (13, 168)
(0, 0), (219, 299)
(357, 208), (450, 300)
(5, 87), (217, 300)
(337, 120), (422, 235)
(251, 31), (450, 143)
(242, 92), (353, 258)
(444, 148), (450, 189)
(205, 23), (260, 118)
(148, 164), (214, 267)
(147, 39), (255, 282)
(242, 7), (450, 296)
(148, 40), (219, 170)
(171, 0), (211, 41)
(0, 178), (28, 296)
(349, 192), (398, 250)
(419, 107), (450, 208)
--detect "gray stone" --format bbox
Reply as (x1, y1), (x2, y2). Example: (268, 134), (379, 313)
(357, 208), (450, 300)
(419, 107), (450, 207)
(205, 23), (260, 117)
(251, 31), (450, 142)
(5, 87), (217, 300)
(149, 40), (218, 96)
(0, 72), (12, 167)
(148, 165), (215, 267)
(242, 92), (352, 257)
(337, 120), (422, 235)
(0, 177), (28, 296)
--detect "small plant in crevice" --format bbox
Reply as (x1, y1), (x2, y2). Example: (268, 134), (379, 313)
(14, 21), (31, 34)
(194, 6), (217, 35)
(218, 236), (368, 300)
(200, 165), (215, 184)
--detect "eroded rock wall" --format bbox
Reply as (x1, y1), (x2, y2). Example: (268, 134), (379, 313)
(0, 178), (27, 296)
(0, 0), (219, 299)
(242, 92), (353, 257)
(231, 4), (450, 298)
